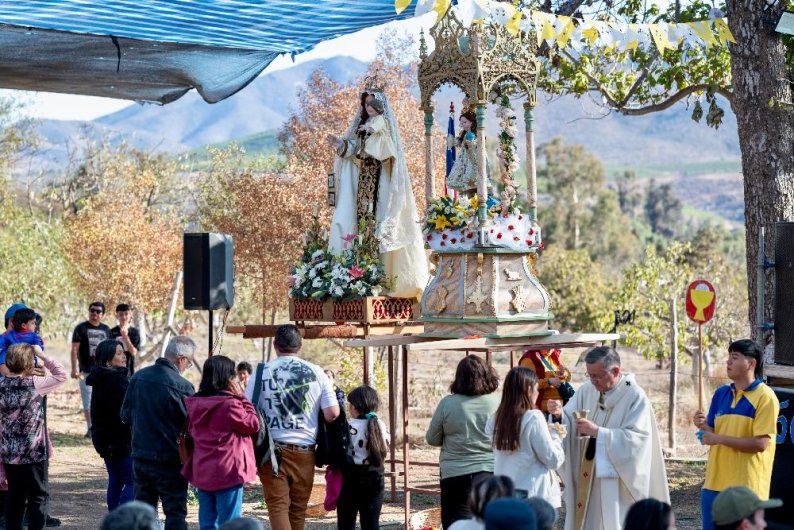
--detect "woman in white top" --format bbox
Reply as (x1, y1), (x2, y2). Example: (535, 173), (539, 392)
(486, 367), (565, 508)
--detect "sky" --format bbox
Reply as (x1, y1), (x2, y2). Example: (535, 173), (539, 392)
(0, 15), (433, 122)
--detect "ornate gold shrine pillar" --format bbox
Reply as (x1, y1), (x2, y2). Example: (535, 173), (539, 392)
(475, 102), (488, 243)
(524, 102), (537, 222)
(423, 108), (435, 200)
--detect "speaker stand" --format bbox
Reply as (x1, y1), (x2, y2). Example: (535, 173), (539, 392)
(208, 309), (214, 356)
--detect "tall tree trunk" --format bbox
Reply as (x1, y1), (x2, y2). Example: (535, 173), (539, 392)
(726, 1), (794, 329)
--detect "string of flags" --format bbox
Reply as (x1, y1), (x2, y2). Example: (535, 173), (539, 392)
(396, 0), (736, 55)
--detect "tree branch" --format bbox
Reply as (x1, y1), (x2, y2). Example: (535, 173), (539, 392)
(559, 51), (733, 116)
(618, 85), (734, 116)
(618, 50), (660, 108)
(556, 0), (588, 17)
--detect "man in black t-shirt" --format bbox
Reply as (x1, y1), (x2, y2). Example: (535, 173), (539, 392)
(70, 301), (112, 437)
(110, 303), (140, 375)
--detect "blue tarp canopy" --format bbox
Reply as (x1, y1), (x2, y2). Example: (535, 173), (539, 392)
(0, 0), (412, 104)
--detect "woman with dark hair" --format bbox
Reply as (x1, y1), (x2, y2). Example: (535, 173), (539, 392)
(448, 475), (514, 530)
(486, 367), (564, 508)
(426, 355), (500, 529)
(623, 498), (676, 530)
(182, 355), (259, 530)
(336, 385), (390, 530)
(86, 339), (134, 510)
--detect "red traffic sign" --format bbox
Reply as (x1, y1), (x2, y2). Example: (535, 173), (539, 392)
(686, 280), (716, 324)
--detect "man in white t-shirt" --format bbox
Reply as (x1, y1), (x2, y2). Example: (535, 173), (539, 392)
(245, 324), (339, 530)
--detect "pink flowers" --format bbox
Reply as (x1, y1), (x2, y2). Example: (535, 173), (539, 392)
(349, 265), (364, 279)
(342, 232), (357, 249)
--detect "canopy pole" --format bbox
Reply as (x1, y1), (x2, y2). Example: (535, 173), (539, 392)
(524, 102), (537, 222)
(424, 108), (435, 200)
(476, 101), (488, 244)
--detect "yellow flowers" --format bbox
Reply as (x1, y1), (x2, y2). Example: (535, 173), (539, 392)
(432, 215), (452, 230)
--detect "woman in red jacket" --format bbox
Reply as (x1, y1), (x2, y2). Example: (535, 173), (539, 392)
(182, 355), (259, 530)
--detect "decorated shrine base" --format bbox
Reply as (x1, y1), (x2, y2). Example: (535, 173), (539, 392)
(289, 296), (419, 324)
(420, 249), (553, 338)
(425, 213), (541, 252)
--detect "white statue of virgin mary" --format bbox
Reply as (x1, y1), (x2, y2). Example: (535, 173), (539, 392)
(327, 87), (429, 299)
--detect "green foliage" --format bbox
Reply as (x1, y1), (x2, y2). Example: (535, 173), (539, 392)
(0, 198), (79, 334)
(644, 178), (683, 237)
(536, 1), (732, 128)
(539, 246), (611, 332)
(610, 241), (693, 360)
(538, 137), (644, 270)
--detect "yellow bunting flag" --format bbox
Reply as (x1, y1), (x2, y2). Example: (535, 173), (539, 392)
(686, 20), (718, 48)
(556, 16), (575, 48)
(713, 18), (736, 46)
(432, 0), (451, 21)
(395, 0), (412, 14)
(530, 10), (546, 46)
(581, 23), (599, 45)
(648, 23), (673, 52)
(506, 9), (523, 36)
(624, 24), (640, 52)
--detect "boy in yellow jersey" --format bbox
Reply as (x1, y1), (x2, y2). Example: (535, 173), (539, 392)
(693, 339), (780, 530)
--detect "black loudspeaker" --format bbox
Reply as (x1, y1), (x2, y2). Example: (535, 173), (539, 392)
(774, 223), (794, 366)
(769, 387), (794, 529)
(183, 233), (234, 310)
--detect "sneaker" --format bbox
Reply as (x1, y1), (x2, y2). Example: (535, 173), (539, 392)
(84, 427), (91, 439)
(23, 514), (61, 527)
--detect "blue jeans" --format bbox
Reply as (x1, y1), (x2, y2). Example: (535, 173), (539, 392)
(701, 488), (719, 530)
(197, 485), (243, 530)
(104, 456), (134, 511)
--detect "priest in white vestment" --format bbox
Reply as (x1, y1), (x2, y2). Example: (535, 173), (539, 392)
(327, 87), (429, 299)
(549, 346), (669, 530)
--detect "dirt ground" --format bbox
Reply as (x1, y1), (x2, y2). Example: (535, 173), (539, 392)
(41, 335), (709, 529)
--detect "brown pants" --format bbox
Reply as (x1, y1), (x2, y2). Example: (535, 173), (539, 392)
(258, 447), (316, 530)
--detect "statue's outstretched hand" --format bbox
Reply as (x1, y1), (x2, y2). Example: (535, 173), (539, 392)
(327, 134), (340, 148)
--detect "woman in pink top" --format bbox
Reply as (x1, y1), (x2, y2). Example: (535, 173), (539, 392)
(182, 355), (259, 530)
(0, 343), (67, 530)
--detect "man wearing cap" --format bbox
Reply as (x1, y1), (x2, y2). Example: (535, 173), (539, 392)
(694, 339), (780, 530)
(121, 336), (196, 530)
(712, 486), (782, 529)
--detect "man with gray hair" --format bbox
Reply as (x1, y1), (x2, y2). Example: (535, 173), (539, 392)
(548, 346), (668, 530)
(100, 501), (161, 530)
(121, 336), (196, 530)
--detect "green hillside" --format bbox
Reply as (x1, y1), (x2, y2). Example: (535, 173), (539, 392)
(182, 129), (281, 166)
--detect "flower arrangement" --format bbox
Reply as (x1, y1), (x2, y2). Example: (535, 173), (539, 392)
(327, 232), (389, 300)
(289, 214), (333, 300)
(491, 87), (521, 217)
(289, 215), (390, 301)
(422, 194), (480, 236)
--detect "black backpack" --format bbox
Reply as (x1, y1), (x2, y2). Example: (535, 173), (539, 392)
(250, 363), (271, 466)
(315, 405), (353, 469)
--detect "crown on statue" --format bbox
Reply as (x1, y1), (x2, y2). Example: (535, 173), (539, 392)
(363, 73), (385, 94)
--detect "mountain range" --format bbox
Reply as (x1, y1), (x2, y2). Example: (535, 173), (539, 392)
(26, 55), (741, 180)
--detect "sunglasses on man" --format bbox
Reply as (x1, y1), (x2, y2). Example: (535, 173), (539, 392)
(89, 308), (104, 314)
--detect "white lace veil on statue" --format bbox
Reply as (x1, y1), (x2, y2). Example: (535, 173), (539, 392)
(328, 82), (430, 298)
(331, 88), (423, 254)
